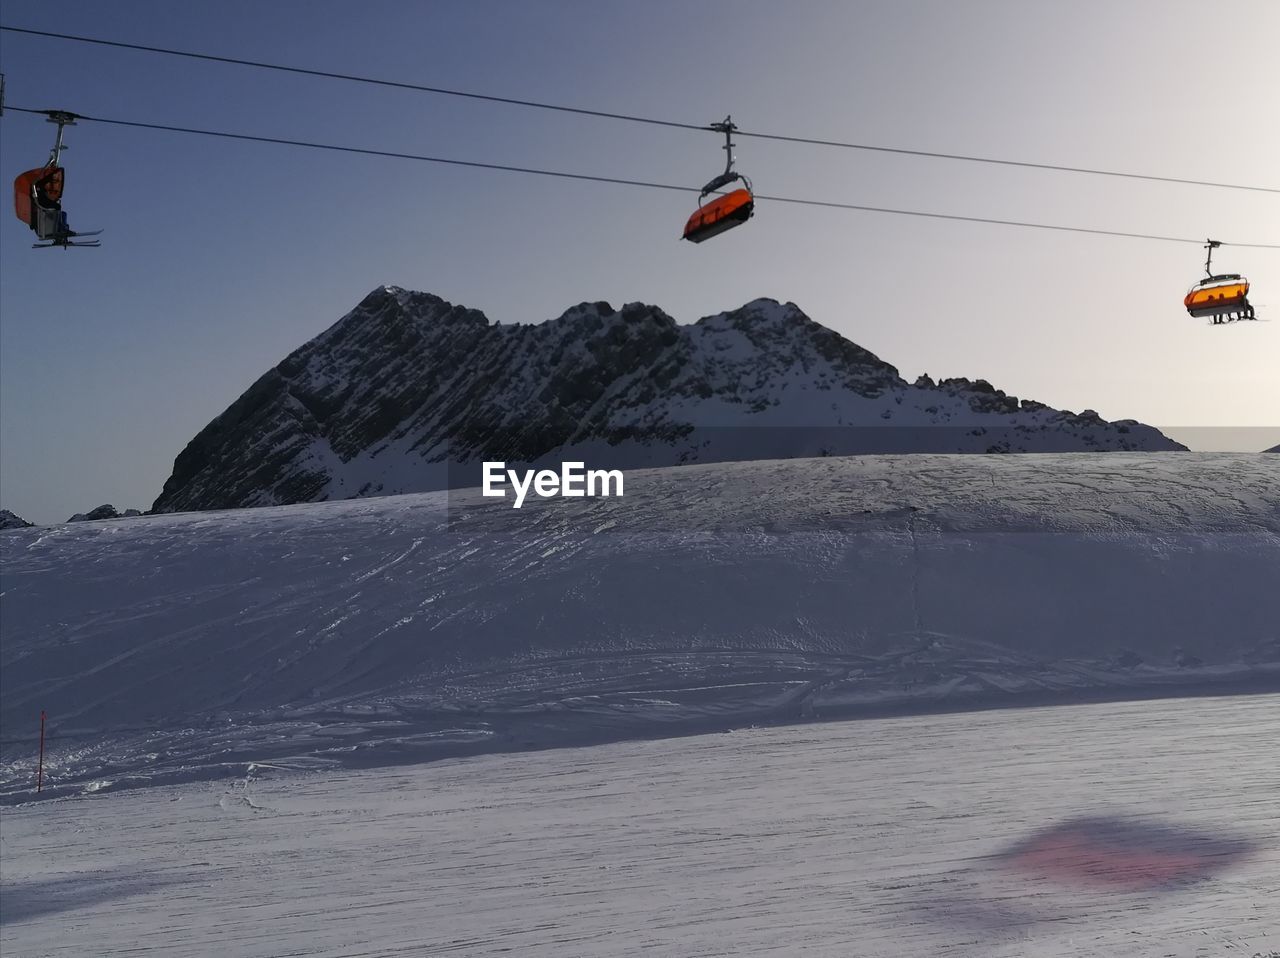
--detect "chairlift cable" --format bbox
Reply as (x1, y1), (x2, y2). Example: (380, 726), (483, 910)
(3, 25), (1277, 195)
(5, 105), (1279, 249)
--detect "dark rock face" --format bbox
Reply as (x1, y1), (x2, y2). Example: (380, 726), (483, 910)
(68, 505), (119, 522)
(0, 509), (34, 530)
(151, 288), (1185, 513)
(66, 505), (142, 523)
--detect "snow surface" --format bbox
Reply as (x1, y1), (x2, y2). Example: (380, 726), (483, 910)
(1, 694), (1276, 957)
(2, 452), (1276, 802)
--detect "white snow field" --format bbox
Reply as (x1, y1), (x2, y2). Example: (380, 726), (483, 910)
(1, 694), (1276, 957)
(1, 453), (1277, 802)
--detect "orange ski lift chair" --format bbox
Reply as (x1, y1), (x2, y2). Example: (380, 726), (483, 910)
(11, 110), (100, 248)
(683, 116), (755, 243)
(1184, 240), (1252, 321)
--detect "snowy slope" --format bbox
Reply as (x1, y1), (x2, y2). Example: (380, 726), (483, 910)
(2, 695), (1276, 958)
(151, 289), (1181, 512)
(2, 453), (1276, 801)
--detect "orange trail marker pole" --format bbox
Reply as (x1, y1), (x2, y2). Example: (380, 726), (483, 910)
(37, 710), (46, 793)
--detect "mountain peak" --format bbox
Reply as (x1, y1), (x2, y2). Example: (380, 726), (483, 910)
(349, 286), (490, 330)
(556, 301), (618, 322)
(695, 297), (800, 327)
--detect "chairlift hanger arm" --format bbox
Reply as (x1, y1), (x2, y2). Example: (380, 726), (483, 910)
(700, 115), (747, 199)
(1204, 238), (1221, 277)
(711, 116), (737, 177)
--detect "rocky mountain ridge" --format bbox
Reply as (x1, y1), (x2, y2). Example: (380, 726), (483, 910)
(152, 287), (1183, 512)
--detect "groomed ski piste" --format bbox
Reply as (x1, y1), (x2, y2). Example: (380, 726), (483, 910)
(2, 452), (1278, 956)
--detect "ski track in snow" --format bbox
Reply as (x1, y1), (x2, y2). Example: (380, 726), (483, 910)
(1, 694), (1276, 957)
(1, 453), (1277, 802)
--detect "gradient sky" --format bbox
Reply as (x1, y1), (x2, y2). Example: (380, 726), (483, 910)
(2, 0), (1277, 523)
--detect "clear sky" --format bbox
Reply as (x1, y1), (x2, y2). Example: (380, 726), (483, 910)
(2, 0), (1277, 523)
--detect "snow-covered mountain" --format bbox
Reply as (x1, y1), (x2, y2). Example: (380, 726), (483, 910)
(4, 453), (1274, 800)
(152, 288), (1182, 512)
